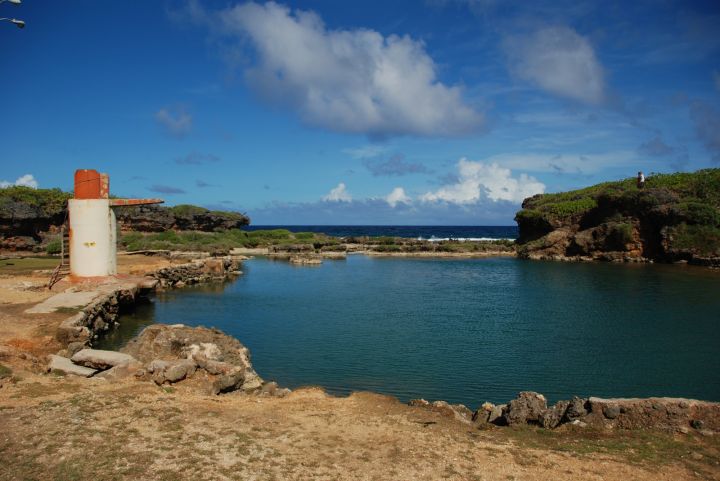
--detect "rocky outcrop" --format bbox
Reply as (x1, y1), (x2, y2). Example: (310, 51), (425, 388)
(463, 392), (720, 434)
(121, 324), (282, 396)
(408, 399), (474, 424)
(114, 205), (249, 233)
(0, 186), (250, 252)
(515, 169), (720, 265)
(151, 257), (241, 289)
(503, 391), (548, 426)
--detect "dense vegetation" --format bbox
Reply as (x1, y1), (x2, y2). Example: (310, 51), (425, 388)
(515, 168), (720, 261)
(0, 186), (72, 218)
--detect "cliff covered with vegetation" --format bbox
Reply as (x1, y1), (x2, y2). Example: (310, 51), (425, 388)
(514, 169), (720, 266)
(0, 186), (249, 252)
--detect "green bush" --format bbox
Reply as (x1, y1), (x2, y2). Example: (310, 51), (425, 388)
(608, 223), (634, 247)
(45, 239), (62, 255)
(546, 198), (598, 216)
(677, 202), (720, 226)
(671, 224), (720, 256)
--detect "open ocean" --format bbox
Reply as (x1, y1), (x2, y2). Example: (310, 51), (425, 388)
(243, 225), (517, 241)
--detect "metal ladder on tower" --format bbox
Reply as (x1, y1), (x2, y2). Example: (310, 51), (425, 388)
(47, 224), (70, 289)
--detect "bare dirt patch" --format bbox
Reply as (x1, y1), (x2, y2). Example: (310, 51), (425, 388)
(0, 374), (717, 481)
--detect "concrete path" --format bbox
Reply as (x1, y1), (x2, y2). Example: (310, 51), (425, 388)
(24, 291), (100, 314)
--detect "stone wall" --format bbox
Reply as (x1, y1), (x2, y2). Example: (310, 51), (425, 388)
(55, 282), (151, 349)
(151, 257), (241, 289)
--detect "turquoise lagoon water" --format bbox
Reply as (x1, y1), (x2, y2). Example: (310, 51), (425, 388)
(107, 256), (720, 407)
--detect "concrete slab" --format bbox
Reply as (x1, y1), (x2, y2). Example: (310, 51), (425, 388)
(25, 291), (100, 314)
(48, 355), (97, 377)
(71, 349), (136, 370)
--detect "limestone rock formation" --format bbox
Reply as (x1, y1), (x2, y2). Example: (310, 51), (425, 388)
(503, 391), (548, 426)
(122, 324), (266, 395)
(114, 205), (249, 233)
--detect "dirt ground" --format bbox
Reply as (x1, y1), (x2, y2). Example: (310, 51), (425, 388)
(0, 254), (719, 481)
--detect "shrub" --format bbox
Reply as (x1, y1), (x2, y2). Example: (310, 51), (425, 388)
(170, 204), (209, 217)
(45, 239), (62, 255)
(671, 224), (720, 256)
(677, 202), (720, 226)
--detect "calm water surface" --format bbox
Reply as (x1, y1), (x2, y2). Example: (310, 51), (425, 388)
(106, 256), (720, 406)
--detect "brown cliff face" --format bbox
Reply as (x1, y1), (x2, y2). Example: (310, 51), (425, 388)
(514, 169), (720, 265)
(114, 205), (249, 232)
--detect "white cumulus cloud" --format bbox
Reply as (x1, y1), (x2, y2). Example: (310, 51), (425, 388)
(422, 159), (545, 204)
(323, 182), (352, 202)
(385, 187), (411, 208)
(217, 2), (483, 137)
(504, 26), (605, 104)
(0, 174), (38, 189)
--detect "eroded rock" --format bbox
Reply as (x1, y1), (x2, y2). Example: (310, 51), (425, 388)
(123, 324), (263, 394)
(503, 391), (547, 426)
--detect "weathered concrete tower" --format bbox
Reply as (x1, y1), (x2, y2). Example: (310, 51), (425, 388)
(68, 169), (162, 279)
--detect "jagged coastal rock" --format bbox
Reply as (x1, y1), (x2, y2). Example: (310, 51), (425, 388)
(410, 391), (720, 434)
(514, 169), (720, 265)
(114, 204), (249, 232)
(121, 324), (277, 395)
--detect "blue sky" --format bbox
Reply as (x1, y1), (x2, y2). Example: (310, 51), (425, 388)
(1, 0), (719, 225)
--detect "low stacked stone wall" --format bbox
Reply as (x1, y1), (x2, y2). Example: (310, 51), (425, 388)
(55, 257), (241, 351)
(151, 257), (241, 289)
(55, 282), (149, 349)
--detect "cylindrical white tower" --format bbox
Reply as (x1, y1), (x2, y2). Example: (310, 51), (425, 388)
(68, 198), (116, 277)
(67, 169), (162, 280)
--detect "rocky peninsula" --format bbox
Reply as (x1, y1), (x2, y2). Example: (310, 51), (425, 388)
(514, 169), (720, 266)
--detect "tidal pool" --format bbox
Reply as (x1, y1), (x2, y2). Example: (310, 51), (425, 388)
(107, 256), (720, 406)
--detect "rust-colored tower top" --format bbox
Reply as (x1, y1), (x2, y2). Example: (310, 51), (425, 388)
(72, 169), (163, 206)
(74, 169), (109, 199)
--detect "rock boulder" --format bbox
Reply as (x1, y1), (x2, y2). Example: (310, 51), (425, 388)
(122, 324), (263, 393)
(503, 391), (548, 426)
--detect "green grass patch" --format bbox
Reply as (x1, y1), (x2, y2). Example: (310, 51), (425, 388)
(0, 363), (12, 379)
(0, 257), (59, 274)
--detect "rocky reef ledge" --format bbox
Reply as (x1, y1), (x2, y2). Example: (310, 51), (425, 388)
(410, 391), (720, 435)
